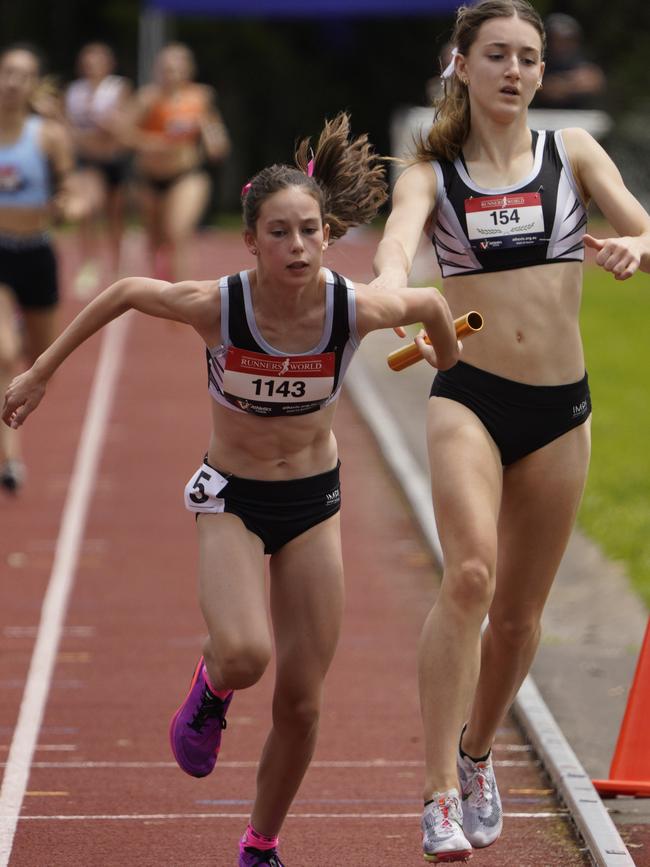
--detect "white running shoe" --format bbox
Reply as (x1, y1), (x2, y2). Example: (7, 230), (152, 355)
(457, 751), (503, 848)
(421, 788), (472, 863)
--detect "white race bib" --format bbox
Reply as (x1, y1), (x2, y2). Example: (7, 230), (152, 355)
(222, 347), (335, 416)
(465, 192), (545, 251)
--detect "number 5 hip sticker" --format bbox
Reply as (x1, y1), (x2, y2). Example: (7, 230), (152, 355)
(184, 464), (229, 513)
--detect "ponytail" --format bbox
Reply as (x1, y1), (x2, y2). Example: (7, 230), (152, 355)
(295, 113), (387, 241)
(242, 112), (387, 243)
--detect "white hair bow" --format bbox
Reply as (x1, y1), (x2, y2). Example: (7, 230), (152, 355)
(441, 47), (459, 80)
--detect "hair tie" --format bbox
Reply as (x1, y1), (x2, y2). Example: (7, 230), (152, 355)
(441, 47), (459, 80)
(306, 147), (315, 177)
(241, 181), (252, 198)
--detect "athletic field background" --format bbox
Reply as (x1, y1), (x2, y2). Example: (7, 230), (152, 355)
(580, 264), (650, 608)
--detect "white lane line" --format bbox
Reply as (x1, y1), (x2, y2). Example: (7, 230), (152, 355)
(2, 626), (95, 638)
(0, 316), (131, 867)
(16, 811), (566, 822)
(0, 745), (77, 753)
(1, 759), (535, 770)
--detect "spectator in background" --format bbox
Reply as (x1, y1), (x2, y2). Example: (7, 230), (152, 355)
(65, 42), (133, 296)
(535, 13), (606, 110)
(127, 43), (230, 282)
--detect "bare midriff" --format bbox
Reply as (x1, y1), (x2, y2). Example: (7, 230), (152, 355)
(135, 140), (203, 180)
(206, 399), (339, 481)
(442, 260), (585, 385)
(0, 205), (49, 235)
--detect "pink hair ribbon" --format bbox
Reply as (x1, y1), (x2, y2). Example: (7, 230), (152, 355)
(241, 181), (252, 197)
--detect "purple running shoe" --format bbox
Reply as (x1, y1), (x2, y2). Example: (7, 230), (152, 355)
(169, 656), (233, 777)
(238, 846), (286, 867)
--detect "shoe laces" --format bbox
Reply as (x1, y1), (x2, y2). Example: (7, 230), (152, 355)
(465, 762), (493, 808)
(429, 794), (460, 831)
(188, 685), (228, 733)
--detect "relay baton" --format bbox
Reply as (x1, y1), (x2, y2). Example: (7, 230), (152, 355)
(386, 311), (483, 371)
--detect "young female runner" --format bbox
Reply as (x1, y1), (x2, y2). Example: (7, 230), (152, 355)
(129, 42), (230, 282)
(65, 41), (132, 293)
(0, 43), (80, 492)
(372, 1), (650, 861)
(3, 113), (459, 866)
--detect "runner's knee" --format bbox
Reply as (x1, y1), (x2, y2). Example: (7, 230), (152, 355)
(488, 612), (541, 651)
(0, 333), (20, 371)
(443, 556), (495, 616)
(205, 636), (271, 689)
(272, 691), (321, 737)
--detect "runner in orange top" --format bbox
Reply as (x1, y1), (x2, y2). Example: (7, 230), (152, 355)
(139, 83), (206, 143)
(128, 43), (230, 281)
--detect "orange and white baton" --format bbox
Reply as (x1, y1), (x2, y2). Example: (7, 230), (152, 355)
(386, 311), (483, 371)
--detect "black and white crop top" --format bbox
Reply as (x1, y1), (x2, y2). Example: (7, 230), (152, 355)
(429, 129), (587, 277)
(206, 268), (360, 417)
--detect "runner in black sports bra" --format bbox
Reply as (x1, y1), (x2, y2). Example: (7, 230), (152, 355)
(430, 128), (586, 278)
(428, 127), (591, 465)
(371, 2), (650, 861)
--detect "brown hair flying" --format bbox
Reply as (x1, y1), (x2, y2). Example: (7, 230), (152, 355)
(242, 112), (387, 243)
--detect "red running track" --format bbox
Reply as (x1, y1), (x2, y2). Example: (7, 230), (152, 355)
(1, 230), (594, 866)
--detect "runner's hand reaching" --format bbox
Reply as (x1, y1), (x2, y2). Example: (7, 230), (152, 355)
(2, 370), (46, 429)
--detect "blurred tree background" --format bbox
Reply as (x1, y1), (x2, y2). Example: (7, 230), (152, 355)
(0, 0), (648, 213)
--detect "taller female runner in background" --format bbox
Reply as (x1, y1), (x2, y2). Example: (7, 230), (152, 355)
(3, 113), (459, 867)
(65, 42), (132, 295)
(372, 0), (650, 861)
(0, 43), (80, 493)
(129, 42), (230, 282)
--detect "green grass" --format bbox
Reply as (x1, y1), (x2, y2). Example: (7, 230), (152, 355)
(580, 265), (650, 608)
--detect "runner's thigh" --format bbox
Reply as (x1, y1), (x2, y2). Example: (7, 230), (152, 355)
(164, 172), (211, 238)
(269, 513), (344, 685)
(427, 396), (502, 567)
(197, 512), (270, 650)
(492, 420), (591, 621)
(0, 285), (20, 366)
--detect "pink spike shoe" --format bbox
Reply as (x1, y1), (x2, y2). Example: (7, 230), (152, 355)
(169, 656), (233, 777)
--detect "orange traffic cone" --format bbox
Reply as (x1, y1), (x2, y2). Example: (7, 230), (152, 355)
(593, 616), (650, 797)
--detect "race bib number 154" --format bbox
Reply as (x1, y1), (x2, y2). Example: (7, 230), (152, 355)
(465, 192), (545, 250)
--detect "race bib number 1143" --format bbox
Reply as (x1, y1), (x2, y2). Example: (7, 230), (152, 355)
(222, 346), (335, 410)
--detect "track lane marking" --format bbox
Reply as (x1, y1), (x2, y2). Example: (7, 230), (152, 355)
(1, 758), (536, 769)
(16, 811), (567, 821)
(0, 316), (131, 867)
